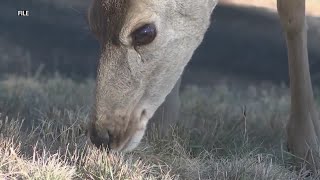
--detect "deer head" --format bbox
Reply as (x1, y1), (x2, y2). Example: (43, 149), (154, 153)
(87, 0), (217, 151)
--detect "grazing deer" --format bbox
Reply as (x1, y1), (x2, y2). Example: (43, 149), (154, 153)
(87, 0), (320, 170)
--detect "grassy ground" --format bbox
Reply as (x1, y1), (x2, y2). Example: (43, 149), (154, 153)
(0, 75), (319, 179)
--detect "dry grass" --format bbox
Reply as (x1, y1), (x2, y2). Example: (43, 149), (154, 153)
(220, 0), (320, 17)
(0, 75), (319, 179)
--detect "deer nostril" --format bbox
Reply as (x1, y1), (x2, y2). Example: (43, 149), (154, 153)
(89, 125), (111, 151)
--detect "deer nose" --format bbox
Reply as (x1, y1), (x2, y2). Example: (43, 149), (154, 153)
(89, 124), (111, 150)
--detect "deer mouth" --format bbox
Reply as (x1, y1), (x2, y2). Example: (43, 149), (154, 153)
(88, 104), (151, 152)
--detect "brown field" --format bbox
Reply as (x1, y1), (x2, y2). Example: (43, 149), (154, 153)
(0, 76), (319, 179)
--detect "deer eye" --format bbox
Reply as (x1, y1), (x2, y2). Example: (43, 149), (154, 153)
(132, 24), (157, 46)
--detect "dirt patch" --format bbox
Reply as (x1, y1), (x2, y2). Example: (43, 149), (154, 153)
(220, 0), (320, 17)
